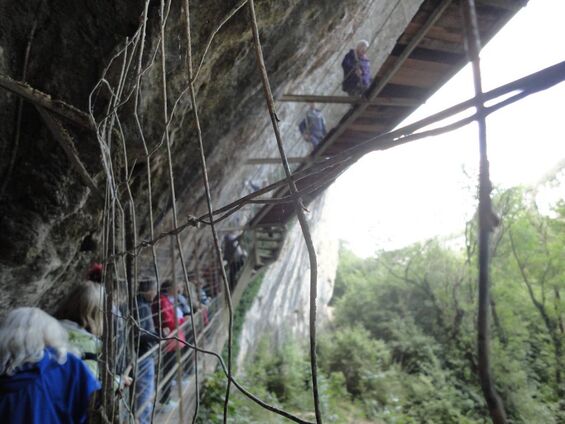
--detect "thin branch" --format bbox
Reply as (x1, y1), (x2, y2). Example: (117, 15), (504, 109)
(247, 1), (322, 422)
(508, 229), (551, 328)
(183, 0), (239, 420)
(0, 73), (93, 130)
(36, 107), (102, 198)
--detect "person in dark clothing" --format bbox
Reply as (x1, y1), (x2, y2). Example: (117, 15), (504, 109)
(134, 280), (159, 424)
(223, 233), (247, 290)
(341, 40), (372, 96)
(299, 103), (327, 148)
(223, 233), (239, 289)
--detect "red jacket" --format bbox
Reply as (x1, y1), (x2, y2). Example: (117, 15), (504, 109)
(152, 294), (185, 352)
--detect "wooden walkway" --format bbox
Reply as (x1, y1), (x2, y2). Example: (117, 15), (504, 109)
(249, 0), (525, 229)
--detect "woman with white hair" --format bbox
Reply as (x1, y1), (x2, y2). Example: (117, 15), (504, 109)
(0, 307), (100, 423)
(341, 39), (372, 96)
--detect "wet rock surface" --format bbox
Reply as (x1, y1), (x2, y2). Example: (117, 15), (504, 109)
(0, 0), (421, 314)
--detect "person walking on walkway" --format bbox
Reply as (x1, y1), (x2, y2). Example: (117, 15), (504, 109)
(299, 103), (327, 148)
(341, 40), (372, 96)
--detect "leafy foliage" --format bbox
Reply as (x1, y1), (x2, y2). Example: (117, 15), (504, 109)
(199, 187), (564, 423)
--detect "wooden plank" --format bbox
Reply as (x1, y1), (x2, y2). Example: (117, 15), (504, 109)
(379, 83), (429, 99)
(378, 65), (448, 88)
(340, 130), (374, 143)
(348, 123), (388, 133)
(374, 97), (421, 107)
(410, 37), (463, 54)
(374, 55), (452, 89)
(278, 94), (421, 107)
(476, 0), (526, 12)
(322, 141), (372, 156)
(403, 56), (453, 73)
(391, 44), (464, 65)
(245, 157), (306, 165)
(400, 21), (463, 45)
(353, 116), (392, 127)
(279, 94), (364, 104)
(361, 104), (415, 119)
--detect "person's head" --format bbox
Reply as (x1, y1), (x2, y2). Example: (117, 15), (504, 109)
(55, 281), (105, 337)
(0, 307), (69, 376)
(161, 279), (177, 296)
(356, 39), (369, 56)
(139, 279), (157, 302)
(87, 262), (103, 283)
(309, 102), (318, 110)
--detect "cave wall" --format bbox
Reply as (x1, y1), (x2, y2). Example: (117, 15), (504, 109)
(0, 0), (146, 309)
(0, 0), (422, 312)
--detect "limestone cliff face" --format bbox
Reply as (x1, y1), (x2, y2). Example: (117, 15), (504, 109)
(236, 194), (339, 369)
(0, 0), (422, 313)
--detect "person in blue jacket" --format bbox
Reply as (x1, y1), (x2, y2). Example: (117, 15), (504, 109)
(341, 40), (372, 96)
(0, 307), (100, 424)
(299, 103), (327, 148)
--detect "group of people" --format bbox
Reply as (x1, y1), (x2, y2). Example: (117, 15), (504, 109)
(298, 40), (372, 148)
(0, 40), (374, 424)
(0, 265), (211, 424)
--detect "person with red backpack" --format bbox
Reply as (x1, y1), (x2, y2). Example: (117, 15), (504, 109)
(152, 280), (185, 409)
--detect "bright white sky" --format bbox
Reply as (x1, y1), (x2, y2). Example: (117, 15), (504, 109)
(327, 0), (565, 258)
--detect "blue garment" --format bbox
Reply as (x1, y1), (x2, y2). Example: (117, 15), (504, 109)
(200, 288), (210, 306)
(134, 357), (155, 424)
(299, 108), (327, 147)
(0, 348), (100, 424)
(134, 295), (159, 356)
(177, 294), (192, 317)
(341, 49), (371, 95)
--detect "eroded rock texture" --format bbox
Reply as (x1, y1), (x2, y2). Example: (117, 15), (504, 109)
(236, 193), (339, 369)
(0, 0), (421, 316)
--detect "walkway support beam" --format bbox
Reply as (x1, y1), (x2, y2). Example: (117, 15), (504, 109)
(278, 94), (419, 107)
(245, 157), (307, 165)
